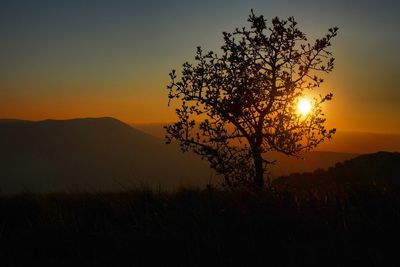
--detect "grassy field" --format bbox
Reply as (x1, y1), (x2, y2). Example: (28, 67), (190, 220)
(1, 187), (399, 266)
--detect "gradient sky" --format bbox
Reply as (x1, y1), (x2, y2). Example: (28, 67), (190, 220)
(0, 0), (399, 133)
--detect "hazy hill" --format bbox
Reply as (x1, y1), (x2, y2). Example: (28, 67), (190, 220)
(132, 122), (400, 154)
(268, 151), (358, 177)
(273, 152), (400, 192)
(0, 117), (360, 194)
(0, 118), (212, 193)
(316, 132), (400, 153)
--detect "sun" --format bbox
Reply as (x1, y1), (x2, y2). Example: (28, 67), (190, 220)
(297, 98), (312, 116)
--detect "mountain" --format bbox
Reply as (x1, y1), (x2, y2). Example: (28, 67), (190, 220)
(0, 118), (212, 193)
(273, 152), (400, 192)
(131, 122), (400, 154)
(0, 117), (361, 194)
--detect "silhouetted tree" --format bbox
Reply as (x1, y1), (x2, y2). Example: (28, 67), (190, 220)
(166, 11), (338, 188)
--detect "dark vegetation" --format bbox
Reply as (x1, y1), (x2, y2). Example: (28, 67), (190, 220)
(274, 151), (400, 193)
(1, 152), (399, 266)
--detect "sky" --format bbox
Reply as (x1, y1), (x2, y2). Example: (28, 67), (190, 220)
(0, 0), (399, 133)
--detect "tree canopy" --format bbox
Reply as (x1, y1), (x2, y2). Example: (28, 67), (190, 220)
(166, 11), (338, 188)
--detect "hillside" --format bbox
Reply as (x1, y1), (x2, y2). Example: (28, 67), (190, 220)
(0, 118), (211, 193)
(268, 150), (358, 177)
(273, 151), (400, 192)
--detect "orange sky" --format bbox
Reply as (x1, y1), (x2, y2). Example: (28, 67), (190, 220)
(0, 1), (399, 134)
(1, 67), (398, 134)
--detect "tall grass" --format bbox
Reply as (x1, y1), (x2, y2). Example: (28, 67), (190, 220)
(0, 187), (399, 266)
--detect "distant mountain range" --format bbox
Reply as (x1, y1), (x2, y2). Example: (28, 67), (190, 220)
(273, 152), (400, 192)
(0, 117), (391, 194)
(132, 122), (400, 154)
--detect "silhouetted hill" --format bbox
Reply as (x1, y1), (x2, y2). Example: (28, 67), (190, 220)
(0, 117), (212, 193)
(273, 152), (400, 192)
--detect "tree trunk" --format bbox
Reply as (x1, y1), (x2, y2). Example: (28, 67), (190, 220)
(252, 149), (264, 188)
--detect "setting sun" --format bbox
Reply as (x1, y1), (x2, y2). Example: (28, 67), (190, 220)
(297, 98), (312, 115)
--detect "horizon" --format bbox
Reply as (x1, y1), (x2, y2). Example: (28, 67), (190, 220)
(2, 116), (400, 135)
(2, 116), (399, 155)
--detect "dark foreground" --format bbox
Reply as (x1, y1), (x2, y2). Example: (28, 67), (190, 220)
(0, 188), (399, 266)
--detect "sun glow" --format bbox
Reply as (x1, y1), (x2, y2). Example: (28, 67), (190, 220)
(297, 98), (312, 116)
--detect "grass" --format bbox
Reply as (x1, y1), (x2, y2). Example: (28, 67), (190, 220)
(0, 187), (400, 266)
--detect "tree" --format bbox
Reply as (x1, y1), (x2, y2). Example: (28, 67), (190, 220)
(165, 11), (338, 188)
